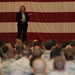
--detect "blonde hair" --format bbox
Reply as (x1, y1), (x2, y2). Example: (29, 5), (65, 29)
(16, 39), (22, 45)
(5, 43), (12, 49)
(15, 39), (22, 48)
(20, 5), (26, 12)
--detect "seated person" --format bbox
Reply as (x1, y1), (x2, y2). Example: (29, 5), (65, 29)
(49, 56), (73, 75)
(32, 58), (47, 75)
(2, 50), (16, 75)
(46, 48), (61, 74)
(41, 41), (53, 61)
(30, 49), (42, 67)
(8, 47), (32, 75)
(64, 48), (75, 75)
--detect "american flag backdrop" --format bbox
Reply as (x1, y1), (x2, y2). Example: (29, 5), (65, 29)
(0, 0), (75, 42)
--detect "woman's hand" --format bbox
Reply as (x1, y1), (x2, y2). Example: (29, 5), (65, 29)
(21, 19), (24, 22)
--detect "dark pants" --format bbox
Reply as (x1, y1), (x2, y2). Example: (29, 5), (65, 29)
(17, 24), (28, 42)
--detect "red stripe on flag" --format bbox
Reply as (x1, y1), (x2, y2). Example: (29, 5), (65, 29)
(0, 0), (75, 2)
(0, 33), (75, 42)
(0, 12), (75, 22)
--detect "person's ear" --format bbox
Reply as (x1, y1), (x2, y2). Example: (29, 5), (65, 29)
(45, 68), (49, 74)
(74, 55), (75, 59)
(0, 57), (1, 63)
(29, 55), (32, 60)
(31, 68), (34, 74)
(20, 54), (22, 58)
(53, 63), (55, 70)
(0, 63), (2, 69)
(14, 54), (18, 59)
(6, 55), (8, 59)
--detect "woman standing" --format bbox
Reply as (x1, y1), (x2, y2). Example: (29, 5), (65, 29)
(16, 5), (30, 42)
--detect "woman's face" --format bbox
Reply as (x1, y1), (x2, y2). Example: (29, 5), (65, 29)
(21, 6), (25, 12)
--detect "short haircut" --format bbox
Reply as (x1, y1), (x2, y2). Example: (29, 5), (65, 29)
(23, 41), (29, 47)
(52, 39), (57, 46)
(0, 41), (3, 47)
(33, 41), (40, 46)
(66, 41), (71, 45)
(54, 56), (65, 70)
(30, 49), (42, 66)
(32, 58), (46, 74)
(45, 41), (52, 50)
(61, 42), (67, 48)
(32, 49), (42, 58)
(64, 48), (74, 60)
(50, 49), (61, 59)
(16, 45), (24, 54)
(22, 47), (32, 58)
(0, 52), (3, 59)
(71, 40), (75, 47)
(55, 46), (61, 52)
(2, 45), (8, 53)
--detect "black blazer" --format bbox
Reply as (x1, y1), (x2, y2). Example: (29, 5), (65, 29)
(16, 12), (30, 26)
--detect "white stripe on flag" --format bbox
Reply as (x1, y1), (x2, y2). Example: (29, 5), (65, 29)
(0, 22), (75, 33)
(0, 2), (75, 12)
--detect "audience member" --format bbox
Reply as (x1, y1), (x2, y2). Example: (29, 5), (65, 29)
(61, 42), (67, 49)
(46, 48), (61, 74)
(30, 49), (42, 67)
(23, 41), (29, 48)
(32, 58), (47, 75)
(5, 43), (13, 51)
(0, 39), (74, 75)
(49, 56), (72, 75)
(15, 39), (22, 48)
(8, 47), (32, 75)
(52, 39), (58, 50)
(2, 50), (16, 75)
(71, 40), (75, 48)
(41, 41), (53, 61)
(64, 48), (75, 75)
(2, 45), (9, 60)
(0, 41), (3, 52)
(31, 39), (40, 51)
(0, 56), (2, 75)
(16, 45), (24, 60)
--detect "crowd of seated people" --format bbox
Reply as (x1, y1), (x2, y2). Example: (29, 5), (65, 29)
(0, 39), (75, 75)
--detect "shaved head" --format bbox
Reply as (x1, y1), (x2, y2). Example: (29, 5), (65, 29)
(32, 58), (46, 74)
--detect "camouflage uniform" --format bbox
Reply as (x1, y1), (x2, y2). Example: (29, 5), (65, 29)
(8, 57), (32, 75)
(46, 59), (54, 75)
(49, 70), (73, 75)
(65, 61), (75, 75)
(2, 59), (16, 75)
(41, 51), (50, 61)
